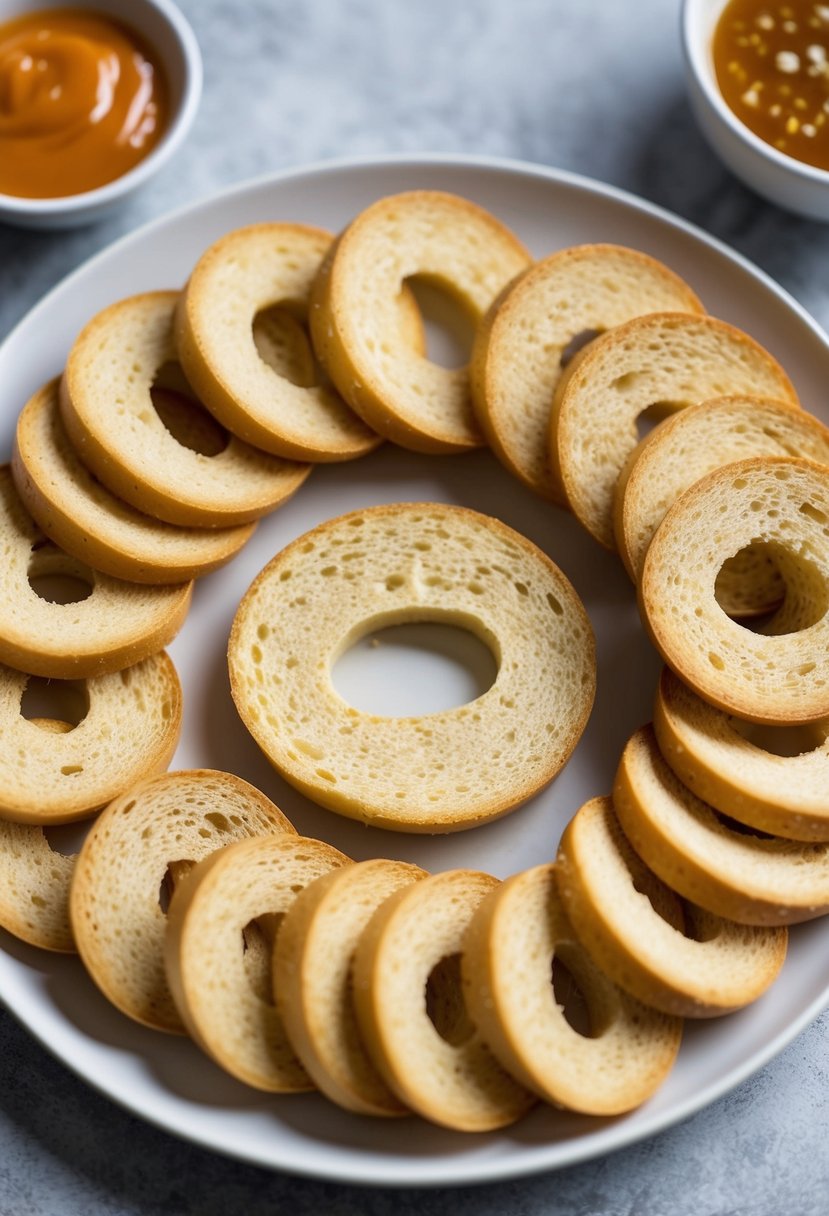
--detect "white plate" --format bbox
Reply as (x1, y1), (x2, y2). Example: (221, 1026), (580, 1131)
(1, 154), (829, 1189)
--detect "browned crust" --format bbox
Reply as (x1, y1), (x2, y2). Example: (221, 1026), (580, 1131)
(60, 292), (311, 527)
(550, 312), (799, 551)
(461, 862), (682, 1114)
(613, 726), (829, 925)
(555, 795), (786, 1017)
(313, 191), (531, 454)
(351, 868), (534, 1131)
(176, 223), (382, 463)
(639, 456), (829, 725)
(273, 858), (426, 1115)
(12, 380), (256, 584)
(471, 244), (705, 501)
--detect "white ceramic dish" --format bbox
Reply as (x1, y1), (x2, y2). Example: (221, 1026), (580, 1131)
(681, 0), (829, 221)
(1, 154), (829, 1188)
(0, 0), (201, 229)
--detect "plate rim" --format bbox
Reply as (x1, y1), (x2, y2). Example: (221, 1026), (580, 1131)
(2, 150), (829, 1189)
(4, 150), (828, 366)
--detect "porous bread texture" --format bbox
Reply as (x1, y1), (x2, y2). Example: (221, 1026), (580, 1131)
(69, 770), (295, 1032)
(654, 667), (829, 841)
(310, 190), (531, 453)
(175, 223), (381, 462)
(614, 726), (829, 925)
(165, 834), (349, 1092)
(550, 313), (799, 549)
(229, 502), (596, 832)
(555, 796), (787, 1017)
(0, 652), (181, 823)
(615, 395), (829, 615)
(13, 380), (256, 584)
(640, 457), (829, 725)
(0, 733), (78, 952)
(461, 862), (682, 1115)
(0, 466), (191, 679)
(352, 869), (535, 1132)
(60, 291), (311, 527)
(274, 858), (426, 1116)
(469, 243), (705, 502)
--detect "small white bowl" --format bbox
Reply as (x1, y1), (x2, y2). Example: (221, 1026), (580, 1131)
(681, 0), (829, 221)
(0, 0), (201, 229)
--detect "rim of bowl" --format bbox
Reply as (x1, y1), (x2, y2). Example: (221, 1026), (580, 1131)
(0, 0), (202, 216)
(680, 0), (829, 186)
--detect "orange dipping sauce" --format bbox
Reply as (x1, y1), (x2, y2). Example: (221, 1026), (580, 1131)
(0, 8), (168, 198)
(713, 1), (829, 171)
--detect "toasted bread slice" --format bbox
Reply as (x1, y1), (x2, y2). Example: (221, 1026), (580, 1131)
(614, 726), (829, 925)
(614, 395), (829, 615)
(0, 652), (181, 823)
(274, 858), (426, 1115)
(556, 795), (787, 1017)
(229, 502), (595, 832)
(0, 719), (82, 953)
(469, 244), (704, 500)
(309, 191), (531, 453)
(60, 292), (311, 527)
(551, 313), (798, 549)
(165, 833), (349, 1091)
(70, 770), (295, 1032)
(176, 224), (382, 462)
(13, 380), (256, 584)
(0, 466), (191, 679)
(640, 457), (829, 724)
(352, 869), (535, 1131)
(654, 667), (829, 841)
(0, 816), (77, 953)
(462, 862), (682, 1115)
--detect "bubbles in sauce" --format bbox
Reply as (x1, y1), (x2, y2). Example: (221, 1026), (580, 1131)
(713, 1), (829, 170)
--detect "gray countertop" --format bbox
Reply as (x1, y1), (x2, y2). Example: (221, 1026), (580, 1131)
(1, 1), (829, 1212)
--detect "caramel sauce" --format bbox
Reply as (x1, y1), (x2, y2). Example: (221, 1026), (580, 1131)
(713, 1), (829, 170)
(0, 8), (168, 198)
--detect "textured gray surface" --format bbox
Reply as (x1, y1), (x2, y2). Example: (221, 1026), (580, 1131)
(1, 0), (829, 1211)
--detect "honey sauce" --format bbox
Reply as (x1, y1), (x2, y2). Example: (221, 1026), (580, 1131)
(713, 1), (829, 170)
(0, 8), (168, 198)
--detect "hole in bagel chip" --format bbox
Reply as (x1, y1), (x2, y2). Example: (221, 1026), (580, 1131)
(681, 905), (726, 945)
(150, 362), (229, 457)
(559, 327), (603, 369)
(630, 871), (686, 933)
(27, 544), (95, 606)
(42, 820), (92, 858)
(404, 275), (476, 370)
(252, 303), (318, 388)
(714, 542), (785, 621)
(727, 543), (829, 636)
(550, 952), (597, 1039)
(711, 810), (776, 840)
(20, 677), (89, 730)
(634, 401), (680, 443)
(331, 618), (498, 717)
(242, 913), (284, 1006)
(425, 953), (475, 1046)
(158, 859), (196, 915)
(729, 717), (828, 757)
